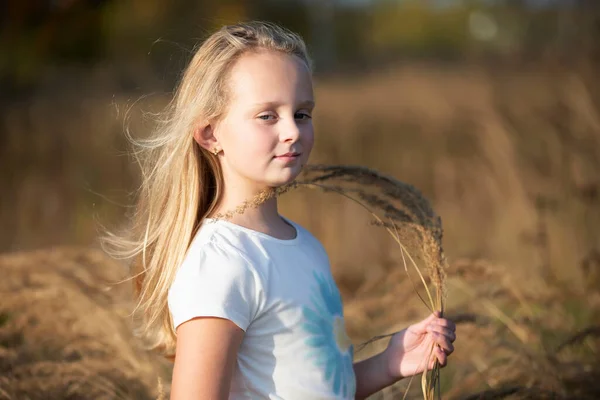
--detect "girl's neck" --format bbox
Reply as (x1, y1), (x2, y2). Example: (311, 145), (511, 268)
(210, 190), (295, 239)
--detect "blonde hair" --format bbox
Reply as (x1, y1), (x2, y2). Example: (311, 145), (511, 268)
(104, 22), (312, 357)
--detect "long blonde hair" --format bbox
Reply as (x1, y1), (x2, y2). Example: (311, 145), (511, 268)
(104, 22), (312, 358)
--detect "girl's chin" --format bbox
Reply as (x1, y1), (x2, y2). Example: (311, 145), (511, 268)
(268, 177), (297, 187)
(264, 177), (296, 189)
(268, 167), (303, 184)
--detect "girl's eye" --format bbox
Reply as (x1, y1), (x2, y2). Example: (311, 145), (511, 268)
(295, 112), (312, 120)
(258, 114), (276, 120)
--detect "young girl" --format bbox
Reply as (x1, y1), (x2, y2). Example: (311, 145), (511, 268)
(115, 22), (456, 399)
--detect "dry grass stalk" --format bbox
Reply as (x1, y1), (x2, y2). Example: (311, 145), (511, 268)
(211, 164), (449, 400)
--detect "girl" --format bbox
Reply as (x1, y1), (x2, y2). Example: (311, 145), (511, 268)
(113, 22), (456, 399)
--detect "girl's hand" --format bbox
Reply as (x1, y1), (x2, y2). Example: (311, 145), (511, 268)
(385, 312), (456, 380)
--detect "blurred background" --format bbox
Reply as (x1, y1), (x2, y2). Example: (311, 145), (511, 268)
(1, 0), (599, 399)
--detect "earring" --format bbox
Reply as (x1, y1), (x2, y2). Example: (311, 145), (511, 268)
(212, 147), (220, 156)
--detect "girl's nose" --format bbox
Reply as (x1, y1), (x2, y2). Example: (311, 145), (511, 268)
(280, 120), (301, 142)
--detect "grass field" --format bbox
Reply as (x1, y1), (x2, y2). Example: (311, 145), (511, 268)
(1, 62), (599, 398)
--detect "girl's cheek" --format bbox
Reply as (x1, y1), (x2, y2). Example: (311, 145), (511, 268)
(305, 128), (315, 150)
(238, 124), (267, 148)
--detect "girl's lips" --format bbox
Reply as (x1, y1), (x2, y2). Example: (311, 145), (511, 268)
(275, 153), (301, 162)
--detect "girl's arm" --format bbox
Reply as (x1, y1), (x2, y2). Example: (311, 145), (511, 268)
(353, 350), (398, 399)
(170, 317), (245, 400)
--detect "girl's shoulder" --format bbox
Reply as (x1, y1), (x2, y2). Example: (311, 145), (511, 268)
(168, 222), (264, 332)
(181, 216), (329, 275)
(171, 220), (263, 301)
(184, 219), (255, 269)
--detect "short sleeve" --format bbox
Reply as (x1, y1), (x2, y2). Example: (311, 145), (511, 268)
(167, 240), (260, 331)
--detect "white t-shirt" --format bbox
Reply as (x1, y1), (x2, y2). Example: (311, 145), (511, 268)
(168, 216), (356, 399)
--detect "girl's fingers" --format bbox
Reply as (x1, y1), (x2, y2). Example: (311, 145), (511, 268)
(430, 346), (447, 368)
(444, 319), (457, 332)
(416, 315), (458, 341)
(432, 317), (456, 332)
(427, 324), (456, 342)
(432, 332), (454, 354)
(425, 316), (455, 370)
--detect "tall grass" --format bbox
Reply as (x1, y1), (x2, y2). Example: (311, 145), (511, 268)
(0, 248), (169, 399)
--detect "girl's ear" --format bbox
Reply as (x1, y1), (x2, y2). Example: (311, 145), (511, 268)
(193, 123), (219, 152)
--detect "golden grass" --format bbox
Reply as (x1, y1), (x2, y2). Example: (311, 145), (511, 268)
(0, 247), (170, 399)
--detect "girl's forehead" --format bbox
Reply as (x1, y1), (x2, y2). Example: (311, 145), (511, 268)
(227, 51), (313, 105)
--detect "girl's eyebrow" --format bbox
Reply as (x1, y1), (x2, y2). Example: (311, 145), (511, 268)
(298, 100), (316, 108)
(251, 100), (315, 110)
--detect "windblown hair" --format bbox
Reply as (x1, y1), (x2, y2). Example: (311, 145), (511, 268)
(104, 22), (312, 357)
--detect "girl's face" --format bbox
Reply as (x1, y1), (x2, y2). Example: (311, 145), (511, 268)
(214, 50), (314, 191)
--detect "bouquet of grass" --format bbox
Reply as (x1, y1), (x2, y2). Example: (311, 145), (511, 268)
(217, 164), (448, 400)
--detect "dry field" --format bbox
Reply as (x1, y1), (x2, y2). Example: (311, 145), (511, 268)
(1, 62), (599, 398)
(0, 247), (169, 399)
